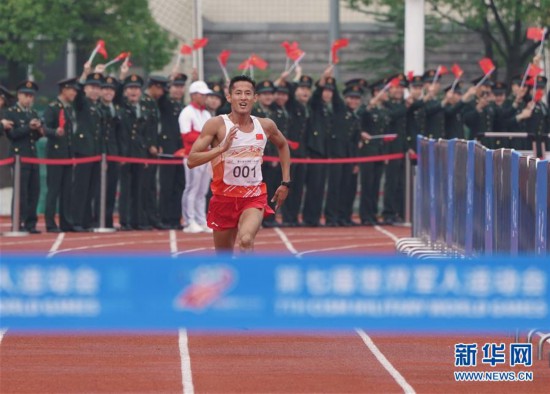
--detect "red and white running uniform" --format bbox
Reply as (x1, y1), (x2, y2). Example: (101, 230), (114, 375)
(207, 115), (274, 230)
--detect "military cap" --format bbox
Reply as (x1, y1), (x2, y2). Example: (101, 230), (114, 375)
(345, 78), (368, 89)
(343, 84), (364, 97)
(172, 73), (188, 86)
(275, 80), (290, 94)
(16, 80), (39, 94)
(207, 81), (224, 98)
(0, 85), (14, 100)
(444, 82), (463, 94)
(101, 76), (119, 89)
(85, 72), (104, 86)
(124, 74), (144, 88)
(470, 75), (494, 87)
(256, 80), (275, 94)
(422, 69), (441, 83)
(57, 77), (79, 91)
(510, 75), (523, 85)
(323, 76), (336, 91)
(388, 73), (408, 88)
(409, 75), (424, 87)
(148, 75), (169, 87)
(533, 75), (547, 88)
(297, 75), (313, 88)
(493, 81), (507, 95)
(370, 78), (387, 94)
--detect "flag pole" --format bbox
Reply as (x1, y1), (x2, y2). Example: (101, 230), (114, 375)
(537, 28), (548, 57)
(87, 45), (99, 64)
(286, 52), (306, 74)
(450, 76), (461, 92)
(218, 57), (230, 82)
(431, 65), (441, 85)
(475, 68), (495, 88)
(520, 63), (531, 89)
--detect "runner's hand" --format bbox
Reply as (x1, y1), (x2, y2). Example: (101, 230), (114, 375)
(220, 124), (238, 153)
(271, 185), (289, 211)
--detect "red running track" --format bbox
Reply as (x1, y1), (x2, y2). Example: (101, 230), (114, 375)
(1, 222), (548, 393)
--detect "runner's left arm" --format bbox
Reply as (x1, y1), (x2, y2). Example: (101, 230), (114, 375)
(261, 118), (291, 210)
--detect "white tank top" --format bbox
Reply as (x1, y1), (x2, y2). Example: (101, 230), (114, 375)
(210, 115), (268, 197)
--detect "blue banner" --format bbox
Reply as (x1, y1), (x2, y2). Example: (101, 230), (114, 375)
(1, 255), (549, 332)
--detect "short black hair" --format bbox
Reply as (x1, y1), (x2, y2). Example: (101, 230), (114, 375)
(229, 75), (255, 93)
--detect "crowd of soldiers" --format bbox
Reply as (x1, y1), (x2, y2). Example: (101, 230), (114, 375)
(0, 55), (548, 233)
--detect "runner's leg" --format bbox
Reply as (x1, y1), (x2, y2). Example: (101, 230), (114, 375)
(213, 228), (238, 253)
(237, 208), (264, 252)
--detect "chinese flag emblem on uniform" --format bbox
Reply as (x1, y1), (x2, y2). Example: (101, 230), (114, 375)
(256, 134), (263, 140)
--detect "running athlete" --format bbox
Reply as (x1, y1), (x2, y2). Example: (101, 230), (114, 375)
(187, 75), (291, 253)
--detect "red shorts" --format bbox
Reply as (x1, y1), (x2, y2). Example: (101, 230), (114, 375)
(207, 194), (275, 231)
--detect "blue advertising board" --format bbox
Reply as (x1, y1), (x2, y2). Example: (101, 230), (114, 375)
(1, 254), (548, 332)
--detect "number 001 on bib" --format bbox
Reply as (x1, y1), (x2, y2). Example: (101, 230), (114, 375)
(223, 156), (263, 186)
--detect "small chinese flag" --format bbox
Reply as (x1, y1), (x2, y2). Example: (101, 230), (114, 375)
(478, 58), (495, 75)
(527, 27), (546, 41)
(281, 41), (303, 61)
(218, 50), (231, 66)
(192, 38), (209, 50)
(389, 77), (400, 88)
(407, 71), (414, 82)
(256, 134), (264, 140)
(383, 134), (398, 142)
(96, 40), (108, 59)
(331, 38), (349, 64)
(528, 64), (543, 77)
(114, 52), (130, 62)
(534, 89), (544, 102)
(451, 63), (464, 78)
(250, 54), (268, 70)
(180, 44), (193, 55)
(238, 58), (252, 70)
(58, 108), (66, 129)
(439, 65), (449, 75)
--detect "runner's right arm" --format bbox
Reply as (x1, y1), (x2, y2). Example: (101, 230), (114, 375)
(187, 116), (238, 168)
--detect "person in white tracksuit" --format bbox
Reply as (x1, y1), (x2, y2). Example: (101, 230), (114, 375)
(179, 81), (213, 233)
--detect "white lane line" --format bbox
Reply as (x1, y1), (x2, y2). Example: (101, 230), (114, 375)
(296, 242), (394, 258)
(374, 225), (400, 243)
(169, 230), (178, 258)
(355, 329), (415, 394)
(0, 328), (7, 345)
(178, 328), (195, 394)
(47, 233), (65, 258)
(274, 227), (299, 256)
(173, 247), (212, 256)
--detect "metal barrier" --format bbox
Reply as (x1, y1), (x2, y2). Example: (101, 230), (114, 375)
(398, 136), (549, 257)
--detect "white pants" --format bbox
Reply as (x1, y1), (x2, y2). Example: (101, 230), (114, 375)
(181, 159), (211, 226)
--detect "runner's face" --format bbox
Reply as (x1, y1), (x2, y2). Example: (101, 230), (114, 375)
(228, 81), (256, 114)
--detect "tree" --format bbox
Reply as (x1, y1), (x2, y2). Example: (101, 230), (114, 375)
(345, 0), (550, 84)
(0, 0), (176, 85)
(345, 0), (443, 80)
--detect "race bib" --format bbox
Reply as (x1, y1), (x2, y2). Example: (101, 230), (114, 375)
(223, 156), (263, 186)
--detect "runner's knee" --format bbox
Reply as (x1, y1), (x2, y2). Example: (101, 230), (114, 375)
(239, 232), (254, 250)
